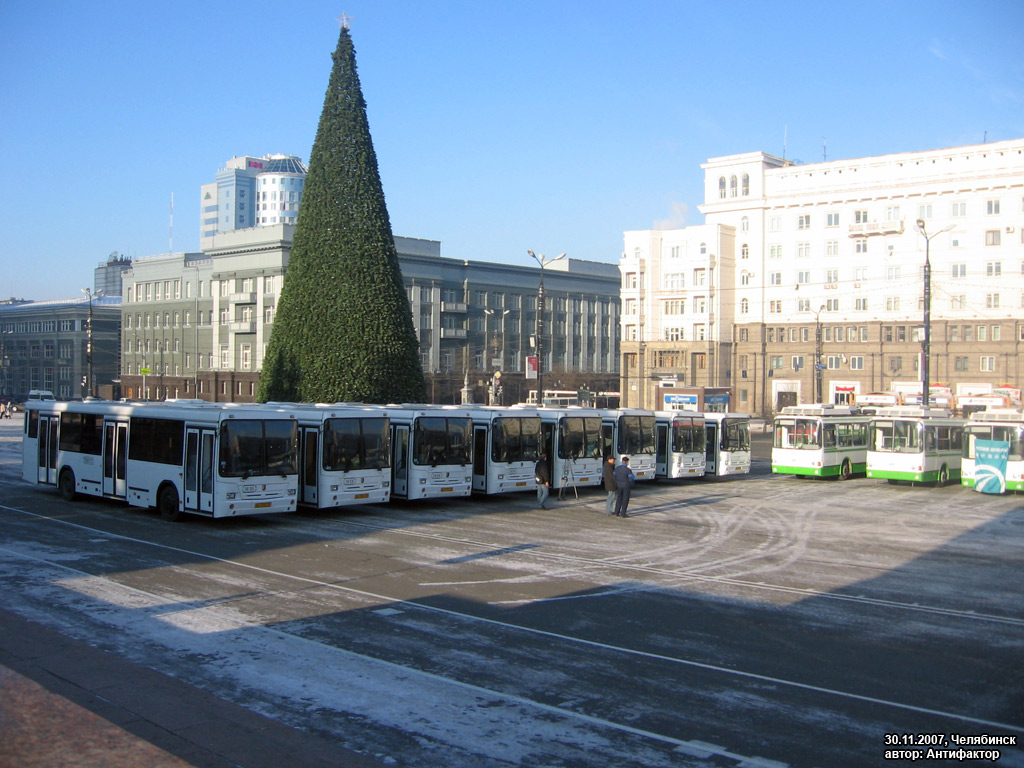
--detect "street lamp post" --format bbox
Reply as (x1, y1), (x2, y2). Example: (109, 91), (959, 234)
(815, 304), (826, 403)
(915, 220), (953, 408)
(528, 250), (565, 406)
(81, 287), (103, 398)
(484, 308), (510, 405)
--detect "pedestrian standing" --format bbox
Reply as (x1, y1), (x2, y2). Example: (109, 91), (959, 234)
(602, 455), (617, 515)
(535, 452), (552, 510)
(612, 455), (634, 518)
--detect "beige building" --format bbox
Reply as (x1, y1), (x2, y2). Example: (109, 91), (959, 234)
(623, 138), (1024, 415)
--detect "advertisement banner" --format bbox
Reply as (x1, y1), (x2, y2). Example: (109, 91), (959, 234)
(974, 439), (1009, 495)
(525, 356), (538, 380)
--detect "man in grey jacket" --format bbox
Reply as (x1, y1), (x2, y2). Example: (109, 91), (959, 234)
(612, 456), (634, 518)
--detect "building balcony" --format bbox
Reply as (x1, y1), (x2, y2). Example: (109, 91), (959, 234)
(228, 321), (256, 334)
(440, 328), (467, 339)
(228, 292), (257, 304)
(848, 220), (904, 237)
(441, 302), (467, 313)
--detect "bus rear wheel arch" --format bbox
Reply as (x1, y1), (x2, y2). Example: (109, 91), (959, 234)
(157, 483), (182, 522)
(937, 465), (950, 487)
(840, 459), (853, 480)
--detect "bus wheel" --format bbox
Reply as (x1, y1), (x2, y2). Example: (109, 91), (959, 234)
(158, 485), (181, 522)
(58, 469), (76, 501)
(937, 465), (949, 487)
(840, 459), (852, 480)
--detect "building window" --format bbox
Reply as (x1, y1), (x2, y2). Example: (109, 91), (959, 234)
(741, 174), (749, 195)
(855, 297), (868, 311)
(798, 299), (810, 312)
(770, 244), (782, 259)
(855, 210), (868, 224)
(855, 239), (867, 254)
(825, 298), (839, 311)
(718, 177), (726, 199)
(797, 242), (810, 258)
(886, 297), (900, 312)
(770, 272), (782, 286)
(241, 344), (252, 370)
(770, 356), (783, 370)
(740, 298), (749, 314)
(769, 300), (782, 314)
(981, 356), (996, 372)
(952, 263), (966, 278)
(741, 243), (749, 259)
(987, 199), (1001, 215)
(826, 212), (839, 227)
(986, 230), (1002, 246)
(664, 327), (685, 341)
(827, 356), (841, 369)
(741, 216), (749, 233)
(885, 205), (901, 222)
(826, 240), (839, 256)
(797, 271), (810, 285)
(987, 261), (1002, 277)
(825, 268), (839, 283)
(663, 299), (684, 315)
(850, 356), (864, 370)
(797, 214), (810, 229)
(918, 203), (933, 219)
(663, 273), (684, 289)
(986, 293), (1000, 309)
(954, 356), (969, 372)
(951, 201), (966, 217)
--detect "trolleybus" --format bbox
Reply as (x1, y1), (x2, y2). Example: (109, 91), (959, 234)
(961, 409), (1024, 492)
(23, 399), (299, 520)
(598, 408), (657, 481)
(654, 411), (706, 479)
(382, 405), (473, 500)
(468, 406), (542, 494)
(866, 406), (965, 485)
(269, 403), (391, 509)
(703, 412), (751, 476)
(772, 404), (870, 480)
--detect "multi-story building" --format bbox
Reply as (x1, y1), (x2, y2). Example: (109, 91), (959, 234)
(200, 154), (307, 240)
(624, 138), (1024, 415)
(0, 294), (121, 401)
(119, 226), (620, 404)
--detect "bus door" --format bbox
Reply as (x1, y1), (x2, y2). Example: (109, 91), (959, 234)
(102, 420), (128, 497)
(392, 425), (409, 498)
(473, 425), (488, 492)
(656, 423), (668, 476)
(300, 426), (319, 506)
(705, 423), (718, 475)
(37, 414), (58, 485)
(184, 427), (216, 513)
(602, 422), (614, 458)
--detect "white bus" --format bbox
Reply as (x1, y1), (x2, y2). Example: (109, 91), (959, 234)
(382, 405), (473, 500)
(532, 407), (604, 490)
(269, 403), (391, 509)
(961, 409), (1024, 492)
(772, 404), (871, 480)
(598, 408), (657, 481)
(468, 406), (543, 495)
(703, 412), (751, 477)
(23, 399), (299, 520)
(654, 411), (706, 479)
(866, 406), (966, 485)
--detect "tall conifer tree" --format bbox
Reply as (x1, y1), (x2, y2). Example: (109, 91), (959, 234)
(258, 24), (426, 404)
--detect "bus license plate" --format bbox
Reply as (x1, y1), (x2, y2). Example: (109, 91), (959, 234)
(254, 502), (271, 508)
(515, 481), (527, 487)
(441, 487), (453, 492)
(355, 493), (369, 499)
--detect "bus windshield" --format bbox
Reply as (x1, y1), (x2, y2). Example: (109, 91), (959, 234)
(722, 419), (751, 451)
(871, 420), (922, 453)
(617, 415), (656, 455)
(324, 417), (390, 471)
(491, 417), (541, 463)
(559, 416), (602, 460)
(774, 418), (820, 449)
(220, 419), (298, 478)
(414, 417), (472, 466)
(964, 425), (1024, 461)
(672, 421), (706, 453)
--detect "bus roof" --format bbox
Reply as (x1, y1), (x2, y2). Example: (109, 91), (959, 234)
(778, 404), (863, 417)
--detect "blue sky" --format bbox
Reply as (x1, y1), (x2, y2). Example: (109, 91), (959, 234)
(2, 0), (1022, 301)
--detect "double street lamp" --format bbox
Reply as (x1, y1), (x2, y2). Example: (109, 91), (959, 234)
(915, 219), (952, 408)
(527, 250), (565, 406)
(81, 287), (103, 398)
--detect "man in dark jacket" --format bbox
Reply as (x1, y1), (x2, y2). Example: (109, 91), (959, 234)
(612, 456), (634, 517)
(535, 453), (552, 509)
(602, 455), (617, 515)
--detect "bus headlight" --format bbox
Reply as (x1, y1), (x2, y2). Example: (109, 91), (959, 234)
(287, 489), (297, 496)
(330, 484), (339, 491)
(226, 492), (236, 500)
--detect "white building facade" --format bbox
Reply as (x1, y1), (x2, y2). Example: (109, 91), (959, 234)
(624, 139), (1024, 415)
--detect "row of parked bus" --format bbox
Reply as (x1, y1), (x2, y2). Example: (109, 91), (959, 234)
(771, 403), (1024, 491)
(20, 399), (752, 521)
